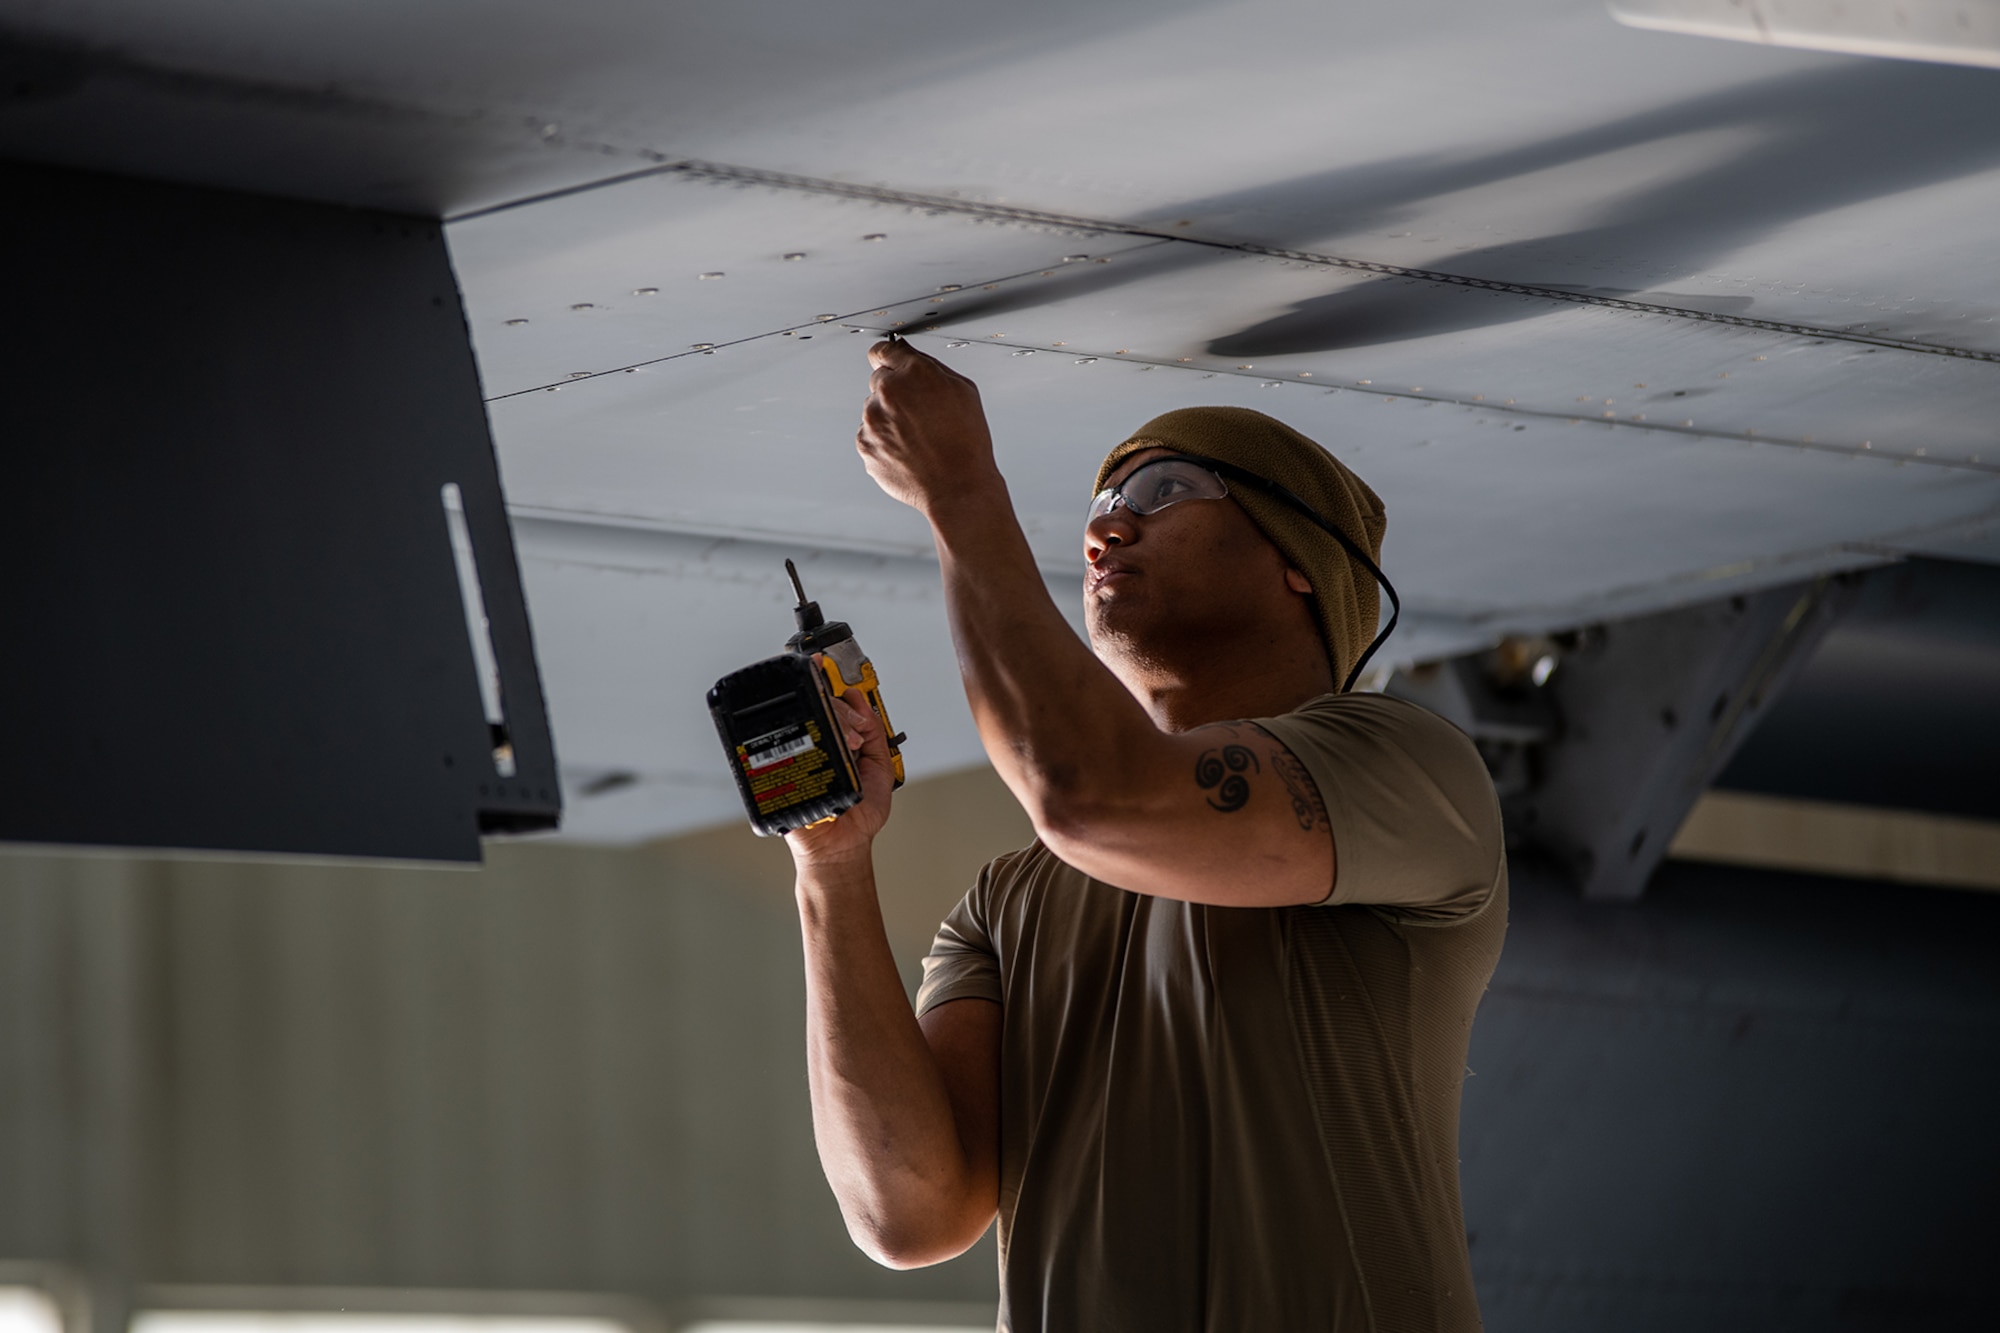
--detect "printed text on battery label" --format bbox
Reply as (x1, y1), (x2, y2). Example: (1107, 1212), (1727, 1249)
(746, 733), (815, 771)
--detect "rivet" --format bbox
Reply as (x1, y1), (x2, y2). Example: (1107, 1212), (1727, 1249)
(1095, 258), (1111, 264)
(873, 310), (888, 316)
(946, 341), (970, 348)
(1012, 349), (1034, 357)
(624, 367), (638, 374)
(1633, 414), (1646, 421)
(691, 343), (714, 350)
(1358, 379), (1372, 385)
(1915, 447), (1927, 456)
(1177, 357), (1193, 363)
(545, 386), (560, 392)
(1472, 393), (1483, 400)
(1054, 341), (1067, 347)
(1635, 383), (1647, 388)
(1261, 381), (1281, 388)
(634, 287), (659, 296)
(892, 321), (906, 327)
(571, 303), (595, 310)
(1300, 372), (1313, 378)
(1137, 365), (1155, 372)
(1063, 255), (1089, 262)
(815, 314), (837, 322)
(699, 272), (724, 280)
(938, 284), (962, 292)
(797, 334), (812, 340)
(1602, 411), (1614, 418)
(1683, 419), (1695, 427)
(1412, 386), (1424, 392)
(1504, 398), (1516, 404)
(1752, 355), (1766, 361)
(1862, 441), (1871, 448)
(1603, 398), (1613, 405)
(1075, 357), (1097, 365)
(863, 233), (886, 241)
(1116, 349), (1131, 355)
(1040, 271), (1055, 277)
(783, 252), (806, 261)
(983, 285), (998, 291)
(504, 318), (530, 326)
(568, 371), (591, 379)
(929, 297), (944, 303)
(1718, 372), (1729, 378)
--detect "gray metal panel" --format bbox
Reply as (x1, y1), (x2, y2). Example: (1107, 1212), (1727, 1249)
(0, 160), (558, 860)
(5, 1), (1999, 844)
(1464, 860), (2000, 1330)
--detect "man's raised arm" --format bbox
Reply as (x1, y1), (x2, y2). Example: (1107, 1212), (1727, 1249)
(853, 341), (1336, 909)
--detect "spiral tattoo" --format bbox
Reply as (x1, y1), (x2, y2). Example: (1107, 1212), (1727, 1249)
(1194, 744), (1259, 812)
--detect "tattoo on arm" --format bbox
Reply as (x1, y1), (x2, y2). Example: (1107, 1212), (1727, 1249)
(1271, 749), (1330, 832)
(1194, 743), (1259, 812)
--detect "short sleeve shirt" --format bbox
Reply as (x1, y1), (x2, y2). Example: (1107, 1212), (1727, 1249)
(916, 693), (1507, 1333)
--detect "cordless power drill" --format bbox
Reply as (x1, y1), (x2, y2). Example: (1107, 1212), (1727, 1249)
(708, 560), (906, 836)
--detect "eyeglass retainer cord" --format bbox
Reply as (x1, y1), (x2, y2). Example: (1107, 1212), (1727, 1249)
(1162, 452), (1401, 694)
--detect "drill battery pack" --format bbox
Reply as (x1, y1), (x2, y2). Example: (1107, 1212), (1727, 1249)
(708, 651), (862, 837)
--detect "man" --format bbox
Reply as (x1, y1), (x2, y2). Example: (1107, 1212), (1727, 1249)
(787, 339), (1506, 1332)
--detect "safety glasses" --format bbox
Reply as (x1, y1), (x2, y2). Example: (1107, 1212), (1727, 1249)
(1087, 457), (1232, 521)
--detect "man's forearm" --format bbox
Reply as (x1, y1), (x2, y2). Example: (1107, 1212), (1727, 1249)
(796, 850), (988, 1267)
(928, 485), (1163, 819)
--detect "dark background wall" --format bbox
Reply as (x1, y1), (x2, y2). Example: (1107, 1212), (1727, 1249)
(1465, 860), (2000, 1332)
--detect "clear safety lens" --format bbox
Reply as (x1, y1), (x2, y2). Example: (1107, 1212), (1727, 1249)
(1088, 458), (1230, 520)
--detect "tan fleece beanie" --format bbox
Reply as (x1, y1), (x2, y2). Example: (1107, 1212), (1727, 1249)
(1094, 407), (1386, 689)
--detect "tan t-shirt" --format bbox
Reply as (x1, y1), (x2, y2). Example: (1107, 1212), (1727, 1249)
(916, 693), (1507, 1333)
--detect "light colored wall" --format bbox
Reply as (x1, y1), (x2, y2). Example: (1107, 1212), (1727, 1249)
(0, 766), (1034, 1328)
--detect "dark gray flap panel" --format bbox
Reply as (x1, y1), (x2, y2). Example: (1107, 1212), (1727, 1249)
(1, 159), (560, 861)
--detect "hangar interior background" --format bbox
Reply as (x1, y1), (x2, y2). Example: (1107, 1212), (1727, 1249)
(3, 1), (1998, 1330)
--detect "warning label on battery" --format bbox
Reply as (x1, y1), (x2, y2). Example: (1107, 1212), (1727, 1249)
(738, 721), (839, 813)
